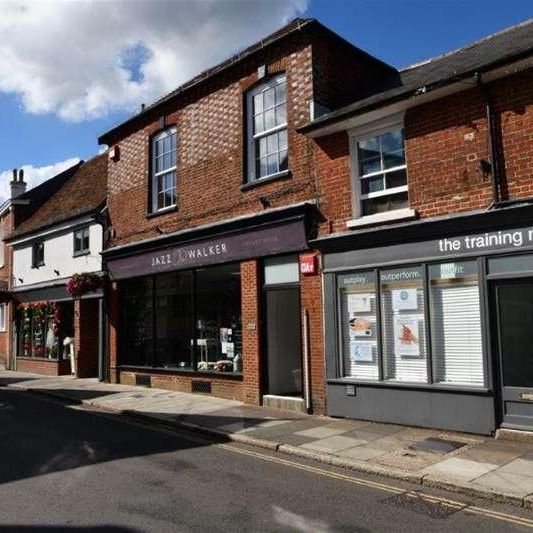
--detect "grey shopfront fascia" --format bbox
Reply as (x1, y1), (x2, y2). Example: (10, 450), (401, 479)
(314, 205), (533, 435)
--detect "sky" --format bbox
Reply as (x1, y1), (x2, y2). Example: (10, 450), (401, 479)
(0, 0), (532, 201)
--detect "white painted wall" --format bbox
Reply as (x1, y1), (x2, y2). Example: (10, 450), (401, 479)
(12, 223), (102, 288)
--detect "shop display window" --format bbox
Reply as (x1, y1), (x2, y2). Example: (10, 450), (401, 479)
(340, 272), (379, 380)
(429, 261), (484, 386)
(120, 277), (154, 367)
(119, 263), (242, 374)
(337, 260), (485, 388)
(380, 266), (428, 383)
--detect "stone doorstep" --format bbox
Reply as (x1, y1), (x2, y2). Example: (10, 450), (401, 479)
(496, 428), (533, 444)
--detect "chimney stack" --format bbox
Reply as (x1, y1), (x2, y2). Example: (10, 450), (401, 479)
(10, 168), (27, 199)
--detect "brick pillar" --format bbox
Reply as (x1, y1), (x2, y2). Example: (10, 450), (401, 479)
(74, 298), (99, 378)
(300, 253), (326, 414)
(241, 260), (261, 405)
(108, 281), (119, 384)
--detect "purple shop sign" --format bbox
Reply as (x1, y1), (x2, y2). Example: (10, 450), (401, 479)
(107, 220), (308, 280)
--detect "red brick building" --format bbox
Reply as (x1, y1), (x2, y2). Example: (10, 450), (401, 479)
(302, 19), (533, 433)
(99, 19), (397, 413)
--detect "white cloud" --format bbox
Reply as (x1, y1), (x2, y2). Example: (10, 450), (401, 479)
(0, 157), (80, 203)
(0, 0), (307, 122)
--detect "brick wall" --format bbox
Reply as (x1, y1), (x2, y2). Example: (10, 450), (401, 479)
(106, 36), (318, 249)
(75, 298), (99, 378)
(16, 358), (71, 376)
(313, 67), (533, 229)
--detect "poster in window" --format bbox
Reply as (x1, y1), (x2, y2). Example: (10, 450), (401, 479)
(349, 317), (372, 337)
(392, 288), (418, 311)
(394, 315), (420, 357)
(347, 293), (372, 313)
(349, 341), (373, 362)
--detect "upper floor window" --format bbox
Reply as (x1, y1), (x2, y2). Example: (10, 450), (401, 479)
(353, 127), (408, 217)
(246, 74), (288, 182)
(152, 127), (177, 212)
(73, 227), (90, 256)
(0, 303), (6, 332)
(32, 241), (44, 268)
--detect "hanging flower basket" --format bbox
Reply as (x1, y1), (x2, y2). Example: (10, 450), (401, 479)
(66, 273), (102, 298)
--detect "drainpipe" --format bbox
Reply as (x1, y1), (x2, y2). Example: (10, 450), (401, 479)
(476, 72), (500, 205)
(302, 309), (312, 414)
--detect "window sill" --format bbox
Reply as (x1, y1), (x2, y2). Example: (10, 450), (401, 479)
(73, 250), (90, 258)
(145, 205), (177, 219)
(240, 170), (291, 191)
(118, 364), (243, 379)
(346, 208), (417, 229)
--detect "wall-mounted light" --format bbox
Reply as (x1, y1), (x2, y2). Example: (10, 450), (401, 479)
(259, 197), (270, 209)
(54, 270), (60, 276)
(18, 278), (23, 284)
(155, 225), (165, 235)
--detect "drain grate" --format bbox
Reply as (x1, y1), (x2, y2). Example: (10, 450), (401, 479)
(382, 491), (467, 519)
(191, 380), (212, 394)
(409, 437), (465, 455)
(135, 374), (151, 387)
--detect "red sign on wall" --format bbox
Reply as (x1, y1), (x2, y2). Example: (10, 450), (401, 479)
(300, 253), (319, 276)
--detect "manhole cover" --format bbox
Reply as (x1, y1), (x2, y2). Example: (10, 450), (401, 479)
(382, 491), (467, 519)
(409, 437), (465, 455)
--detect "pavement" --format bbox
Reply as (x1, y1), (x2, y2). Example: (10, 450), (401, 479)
(3, 370), (533, 510)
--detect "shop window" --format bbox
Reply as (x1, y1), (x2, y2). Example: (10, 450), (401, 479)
(120, 277), (154, 367)
(429, 261), (484, 386)
(196, 264), (242, 373)
(73, 227), (90, 256)
(336, 260), (485, 388)
(351, 125), (408, 218)
(119, 264), (242, 374)
(339, 272), (379, 380)
(32, 241), (44, 268)
(154, 271), (194, 370)
(246, 74), (288, 182)
(151, 127), (177, 212)
(380, 266), (428, 383)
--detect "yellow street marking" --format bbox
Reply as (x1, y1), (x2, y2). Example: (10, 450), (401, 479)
(78, 404), (533, 529)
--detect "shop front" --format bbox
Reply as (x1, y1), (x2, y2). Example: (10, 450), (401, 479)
(12, 282), (104, 377)
(316, 205), (533, 435)
(105, 204), (315, 406)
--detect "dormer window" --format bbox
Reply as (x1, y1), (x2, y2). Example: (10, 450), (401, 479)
(246, 74), (288, 183)
(151, 127), (177, 212)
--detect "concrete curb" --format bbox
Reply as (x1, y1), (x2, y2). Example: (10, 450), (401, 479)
(7, 383), (533, 508)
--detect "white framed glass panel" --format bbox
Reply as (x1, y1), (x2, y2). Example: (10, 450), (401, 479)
(380, 266), (428, 383)
(152, 127), (177, 212)
(339, 272), (379, 380)
(355, 128), (408, 216)
(247, 74), (287, 182)
(264, 255), (299, 285)
(0, 304), (6, 332)
(429, 261), (484, 386)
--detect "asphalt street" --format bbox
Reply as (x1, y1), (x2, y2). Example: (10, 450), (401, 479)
(0, 387), (531, 532)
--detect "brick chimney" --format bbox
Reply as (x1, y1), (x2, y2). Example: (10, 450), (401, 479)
(10, 169), (27, 199)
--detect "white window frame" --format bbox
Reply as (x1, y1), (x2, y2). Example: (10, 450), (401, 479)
(246, 73), (288, 182)
(151, 127), (177, 213)
(0, 304), (6, 332)
(349, 113), (408, 220)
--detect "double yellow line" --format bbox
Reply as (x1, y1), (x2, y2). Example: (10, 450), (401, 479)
(80, 404), (533, 529)
(217, 442), (533, 529)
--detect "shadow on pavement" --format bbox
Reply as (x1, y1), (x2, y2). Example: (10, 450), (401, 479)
(0, 528), (140, 532)
(0, 386), (268, 488)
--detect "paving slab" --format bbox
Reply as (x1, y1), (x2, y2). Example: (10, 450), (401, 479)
(473, 470), (533, 496)
(422, 457), (499, 481)
(300, 435), (365, 452)
(336, 446), (388, 461)
(295, 426), (349, 439)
